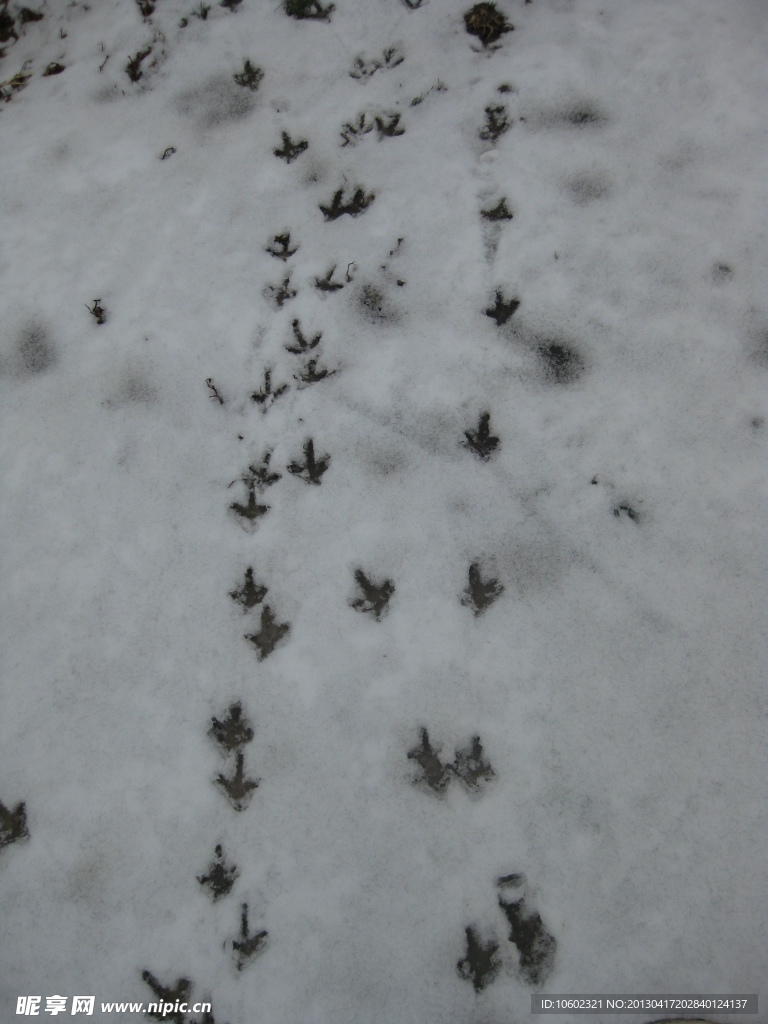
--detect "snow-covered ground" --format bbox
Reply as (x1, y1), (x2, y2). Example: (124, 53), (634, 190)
(1, 0), (766, 1021)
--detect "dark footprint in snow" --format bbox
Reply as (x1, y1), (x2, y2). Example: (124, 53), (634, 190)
(0, 798), (29, 851)
(294, 357), (336, 386)
(242, 453), (282, 490)
(463, 412), (499, 460)
(407, 728), (452, 793)
(320, 185), (375, 221)
(462, 562), (504, 614)
(274, 130), (308, 163)
(350, 569), (394, 620)
(451, 736), (495, 790)
(481, 198), (513, 221)
(231, 903), (268, 970)
(287, 439), (330, 484)
(209, 702), (254, 752)
(230, 488), (269, 523)
(479, 104), (510, 142)
(251, 368), (289, 410)
(229, 455), (280, 523)
(264, 274), (297, 308)
(245, 605), (291, 660)
(614, 502), (640, 523)
(197, 844), (239, 901)
(375, 112), (405, 139)
(408, 729), (494, 794)
(215, 751), (259, 811)
(457, 926), (501, 991)
(233, 60), (263, 91)
(230, 568), (268, 610)
(485, 290), (520, 326)
(285, 319), (321, 354)
(141, 972), (191, 1024)
(497, 876), (557, 985)
(266, 232), (298, 261)
(315, 265), (345, 292)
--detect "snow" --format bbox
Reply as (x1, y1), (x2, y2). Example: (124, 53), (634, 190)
(0, 0), (766, 1021)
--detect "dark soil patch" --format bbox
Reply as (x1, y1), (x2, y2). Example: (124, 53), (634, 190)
(43, 62), (65, 76)
(567, 171), (611, 203)
(536, 340), (584, 384)
(198, 844), (238, 900)
(284, 0), (334, 20)
(462, 562), (504, 614)
(0, 10), (17, 43)
(463, 412), (499, 460)
(18, 6), (44, 22)
(350, 569), (394, 620)
(464, 3), (512, 46)
(553, 102), (607, 127)
(359, 284), (392, 321)
(17, 323), (56, 374)
(457, 926), (501, 991)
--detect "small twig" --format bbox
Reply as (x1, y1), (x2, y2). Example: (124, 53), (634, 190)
(206, 377), (224, 404)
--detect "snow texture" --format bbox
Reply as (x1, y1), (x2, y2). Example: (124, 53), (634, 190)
(1, 0), (766, 1022)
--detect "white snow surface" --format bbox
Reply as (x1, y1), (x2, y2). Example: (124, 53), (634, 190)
(1, 0), (766, 1021)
